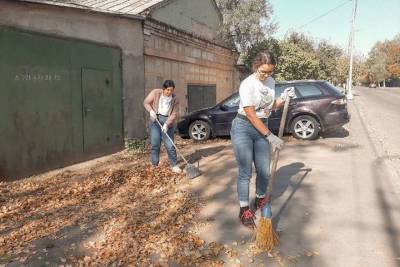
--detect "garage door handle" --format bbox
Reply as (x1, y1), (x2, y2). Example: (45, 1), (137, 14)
(84, 107), (92, 115)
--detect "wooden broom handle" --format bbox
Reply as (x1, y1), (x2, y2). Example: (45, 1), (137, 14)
(265, 98), (291, 202)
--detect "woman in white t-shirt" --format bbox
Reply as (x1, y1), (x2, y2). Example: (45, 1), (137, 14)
(230, 51), (294, 228)
(143, 80), (182, 173)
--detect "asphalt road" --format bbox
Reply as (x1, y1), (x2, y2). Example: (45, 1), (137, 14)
(353, 86), (400, 179)
(187, 86), (400, 266)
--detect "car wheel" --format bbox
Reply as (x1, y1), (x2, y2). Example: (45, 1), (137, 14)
(189, 120), (211, 141)
(291, 115), (320, 140)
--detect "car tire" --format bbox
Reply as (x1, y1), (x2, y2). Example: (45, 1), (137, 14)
(188, 120), (211, 141)
(291, 115), (320, 140)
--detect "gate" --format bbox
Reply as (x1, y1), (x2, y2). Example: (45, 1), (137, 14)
(0, 27), (123, 179)
(187, 85), (216, 112)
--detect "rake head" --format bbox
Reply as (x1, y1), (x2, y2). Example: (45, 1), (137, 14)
(185, 164), (202, 179)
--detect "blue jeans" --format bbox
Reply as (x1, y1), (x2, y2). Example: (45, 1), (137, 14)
(230, 117), (271, 207)
(149, 115), (178, 167)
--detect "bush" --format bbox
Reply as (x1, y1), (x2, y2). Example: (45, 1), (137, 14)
(125, 138), (149, 154)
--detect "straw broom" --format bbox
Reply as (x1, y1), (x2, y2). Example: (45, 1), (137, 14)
(256, 93), (291, 251)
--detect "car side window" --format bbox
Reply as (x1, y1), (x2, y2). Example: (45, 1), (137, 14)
(275, 85), (298, 98)
(275, 86), (285, 98)
(295, 84), (323, 97)
(223, 94), (240, 108)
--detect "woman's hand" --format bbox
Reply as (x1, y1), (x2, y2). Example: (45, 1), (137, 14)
(281, 87), (295, 101)
(149, 110), (157, 121)
(243, 106), (270, 136)
(274, 87), (295, 110)
(266, 132), (284, 151)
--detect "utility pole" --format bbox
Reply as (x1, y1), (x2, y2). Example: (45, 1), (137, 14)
(347, 0), (357, 100)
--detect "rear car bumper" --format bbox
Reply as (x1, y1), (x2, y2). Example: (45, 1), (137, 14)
(322, 109), (350, 131)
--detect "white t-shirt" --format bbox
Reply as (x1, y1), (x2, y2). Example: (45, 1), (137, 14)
(158, 94), (172, 116)
(237, 74), (275, 118)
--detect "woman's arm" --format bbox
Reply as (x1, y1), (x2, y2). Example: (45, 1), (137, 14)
(272, 97), (285, 110)
(273, 87), (295, 110)
(244, 106), (271, 136)
(165, 97), (179, 127)
(143, 89), (155, 112)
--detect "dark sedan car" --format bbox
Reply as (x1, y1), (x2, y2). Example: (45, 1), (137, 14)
(177, 80), (350, 141)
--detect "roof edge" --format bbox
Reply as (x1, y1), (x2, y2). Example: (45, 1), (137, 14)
(140, 0), (177, 15)
(141, 0), (223, 22)
(145, 17), (236, 52)
(15, 0), (145, 20)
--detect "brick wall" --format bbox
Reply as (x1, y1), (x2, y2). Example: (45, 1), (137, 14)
(144, 19), (240, 115)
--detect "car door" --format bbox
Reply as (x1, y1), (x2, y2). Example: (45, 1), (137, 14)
(211, 93), (240, 136)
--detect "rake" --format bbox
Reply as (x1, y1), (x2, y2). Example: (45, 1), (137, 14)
(155, 118), (202, 179)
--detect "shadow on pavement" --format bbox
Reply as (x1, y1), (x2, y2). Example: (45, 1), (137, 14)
(185, 145), (228, 163)
(273, 165), (312, 227)
(372, 156), (400, 266)
(320, 126), (349, 139)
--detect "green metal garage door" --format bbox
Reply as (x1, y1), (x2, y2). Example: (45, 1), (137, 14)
(187, 85), (216, 112)
(0, 27), (123, 179)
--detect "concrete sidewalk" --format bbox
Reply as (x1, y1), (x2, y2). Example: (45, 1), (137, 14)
(184, 101), (400, 266)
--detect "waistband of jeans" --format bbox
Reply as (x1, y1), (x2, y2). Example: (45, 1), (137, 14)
(157, 114), (168, 117)
(236, 113), (268, 123)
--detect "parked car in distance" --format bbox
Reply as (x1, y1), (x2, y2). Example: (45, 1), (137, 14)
(369, 83), (377, 88)
(177, 80), (350, 141)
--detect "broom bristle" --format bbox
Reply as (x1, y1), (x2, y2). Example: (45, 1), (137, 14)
(256, 217), (279, 251)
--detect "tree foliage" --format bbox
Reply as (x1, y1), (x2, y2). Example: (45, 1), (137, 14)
(275, 41), (324, 81)
(316, 41), (343, 84)
(386, 35), (400, 78)
(365, 35), (400, 86)
(284, 31), (315, 53)
(215, 0), (277, 53)
(242, 32), (346, 83)
(367, 42), (391, 85)
(242, 38), (281, 73)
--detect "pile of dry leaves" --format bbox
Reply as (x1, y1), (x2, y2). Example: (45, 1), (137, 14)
(0, 152), (225, 266)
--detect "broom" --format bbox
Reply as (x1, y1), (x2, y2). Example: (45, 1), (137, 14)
(256, 92), (291, 251)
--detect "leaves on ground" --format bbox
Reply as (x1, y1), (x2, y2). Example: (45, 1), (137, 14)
(0, 144), (226, 266)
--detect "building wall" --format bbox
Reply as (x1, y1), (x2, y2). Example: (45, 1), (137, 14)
(0, 0), (146, 138)
(150, 0), (221, 41)
(143, 19), (240, 116)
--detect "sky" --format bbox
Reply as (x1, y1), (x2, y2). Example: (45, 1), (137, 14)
(269, 0), (400, 56)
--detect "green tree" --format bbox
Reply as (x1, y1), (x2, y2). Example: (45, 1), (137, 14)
(216, 0), (277, 53)
(336, 55), (349, 86)
(367, 42), (391, 87)
(275, 41), (324, 81)
(316, 41), (343, 84)
(242, 38), (281, 73)
(386, 35), (400, 78)
(284, 32), (315, 53)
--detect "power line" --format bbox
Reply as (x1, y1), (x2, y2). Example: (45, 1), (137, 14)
(297, 0), (352, 30)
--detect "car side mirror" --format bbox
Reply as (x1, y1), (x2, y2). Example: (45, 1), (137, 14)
(220, 105), (228, 111)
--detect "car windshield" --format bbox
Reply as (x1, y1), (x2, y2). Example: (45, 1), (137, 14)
(323, 81), (344, 96)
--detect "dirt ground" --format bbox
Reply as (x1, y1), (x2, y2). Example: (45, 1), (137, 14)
(0, 137), (232, 266)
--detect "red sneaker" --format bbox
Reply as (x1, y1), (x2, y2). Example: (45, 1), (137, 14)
(255, 197), (267, 210)
(239, 207), (255, 229)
